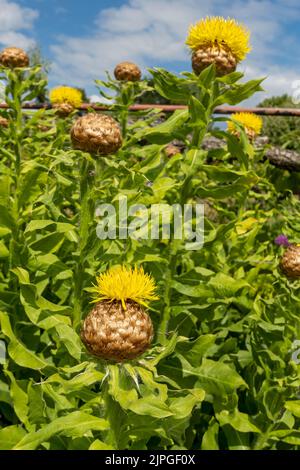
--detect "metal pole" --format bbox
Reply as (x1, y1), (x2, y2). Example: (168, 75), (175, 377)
(1, 102), (300, 116)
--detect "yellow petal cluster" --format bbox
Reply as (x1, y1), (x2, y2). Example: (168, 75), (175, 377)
(90, 266), (159, 308)
(49, 86), (82, 108)
(227, 112), (263, 136)
(186, 16), (251, 62)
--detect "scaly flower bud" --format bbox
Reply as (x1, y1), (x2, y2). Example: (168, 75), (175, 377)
(114, 62), (142, 82)
(0, 116), (9, 128)
(281, 244), (300, 279)
(0, 47), (29, 68)
(53, 103), (75, 117)
(71, 113), (122, 155)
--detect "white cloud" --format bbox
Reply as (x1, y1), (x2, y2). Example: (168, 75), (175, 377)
(50, 0), (300, 103)
(0, 0), (38, 49)
(89, 94), (112, 104)
(239, 64), (300, 106)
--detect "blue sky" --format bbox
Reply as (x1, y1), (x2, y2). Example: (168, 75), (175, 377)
(1, 0), (300, 103)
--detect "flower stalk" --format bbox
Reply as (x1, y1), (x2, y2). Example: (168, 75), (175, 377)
(73, 157), (95, 328)
(7, 70), (26, 272)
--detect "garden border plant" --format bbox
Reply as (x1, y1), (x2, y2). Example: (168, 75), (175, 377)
(0, 17), (300, 450)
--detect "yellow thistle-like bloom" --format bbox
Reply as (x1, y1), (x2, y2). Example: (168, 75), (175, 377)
(49, 86), (83, 108)
(90, 266), (159, 309)
(186, 16), (251, 62)
(82, 266), (157, 361)
(227, 112), (263, 139)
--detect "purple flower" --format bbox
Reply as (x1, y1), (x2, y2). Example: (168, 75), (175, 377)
(274, 235), (290, 247)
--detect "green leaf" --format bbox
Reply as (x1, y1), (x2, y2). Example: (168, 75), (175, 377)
(201, 419), (219, 450)
(222, 426), (251, 450)
(29, 232), (65, 253)
(53, 323), (82, 361)
(176, 335), (216, 366)
(0, 204), (15, 230)
(263, 386), (286, 420)
(217, 409), (261, 433)
(13, 412), (109, 450)
(45, 366), (104, 394)
(208, 273), (250, 298)
(150, 68), (192, 103)
(107, 365), (138, 409)
(0, 311), (49, 370)
(180, 357), (247, 398)
(129, 397), (173, 419)
(0, 240), (9, 258)
(5, 370), (29, 426)
(152, 177), (176, 199)
(189, 96), (207, 126)
(169, 389), (205, 419)
(270, 429), (300, 446)
(0, 426), (27, 450)
(148, 334), (178, 367)
(89, 440), (114, 450)
(0, 379), (11, 404)
(285, 401), (300, 418)
(19, 161), (47, 206)
(193, 174), (258, 199)
(214, 78), (265, 105)
(11, 267), (30, 284)
(27, 382), (47, 425)
(171, 280), (213, 298)
(0, 174), (11, 205)
(200, 165), (252, 183)
(135, 110), (189, 144)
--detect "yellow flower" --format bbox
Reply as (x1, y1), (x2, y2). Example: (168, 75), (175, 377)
(227, 112), (263, 137)
(49, 86), (82, 108)
(186, 16), (251, 62)
(90, 265), (159, 309)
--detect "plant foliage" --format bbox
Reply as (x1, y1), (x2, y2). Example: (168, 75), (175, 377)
(0, 62), (299, 451)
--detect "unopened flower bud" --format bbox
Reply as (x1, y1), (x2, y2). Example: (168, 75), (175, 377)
(114, 62), (142, 82)
(81, 300), (153, 362)
(71, 113), (122, 155)
(0, 116), (9, 128)
(53, 103), (74, 117)
(281, 244), (300, 279)
(0, 47), (29, 68)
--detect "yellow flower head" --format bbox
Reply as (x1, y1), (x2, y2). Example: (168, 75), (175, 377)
(227, 112), (263, 137)
(90, 266), (159, 309)
(49, 86), (82, 108)
(186, 16), (251, 62)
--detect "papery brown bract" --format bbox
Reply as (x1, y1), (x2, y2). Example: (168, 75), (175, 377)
(0, 47), (29, 68)
(71, 113), (122, 155)
(192, 45), (237, 76)
(281, 245), (300, 278)
(81, 300), (153, 362)
(114, 62), (142, 82)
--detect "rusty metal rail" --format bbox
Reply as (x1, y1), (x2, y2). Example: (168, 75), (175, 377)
(1, 102), (300, 116)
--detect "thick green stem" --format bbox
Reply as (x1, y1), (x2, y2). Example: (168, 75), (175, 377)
(252, 424), (274, 450)
(120, 109), (128, 138)
(102, 385), (120, 449)
(73, 158), (95, 328)
(157, 242), (178, 345)
(9, 72), (24, 273)
(158, 132), (204, 344)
